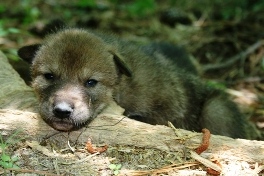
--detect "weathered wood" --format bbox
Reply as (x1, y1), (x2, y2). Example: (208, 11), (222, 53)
(1, 108), (264, 164)
(0, 51), (38, 111)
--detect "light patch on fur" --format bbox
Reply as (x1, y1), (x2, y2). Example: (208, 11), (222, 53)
(55, 102), (72, 111)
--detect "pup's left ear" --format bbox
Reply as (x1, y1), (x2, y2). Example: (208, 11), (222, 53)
(17, 44), (41, 64)
(110, 51), (132, 77)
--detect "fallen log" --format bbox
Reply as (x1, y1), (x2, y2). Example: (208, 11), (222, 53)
(0, 108), (264, 163)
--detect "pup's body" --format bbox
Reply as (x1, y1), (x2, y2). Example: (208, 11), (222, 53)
(18, 29), (246, 138)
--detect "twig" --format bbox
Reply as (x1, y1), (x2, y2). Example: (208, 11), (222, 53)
(203, 40), (264, 72)
(190, 151), (222, 172)
(60, 152), (99, 165)
(67, 139), (75, 153)
(119, 162), (199, 176)
(254, 163), (264, 174)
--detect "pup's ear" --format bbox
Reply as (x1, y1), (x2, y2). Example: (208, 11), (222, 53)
(110, 51), (132, 77)
(17, 44), (41, 64)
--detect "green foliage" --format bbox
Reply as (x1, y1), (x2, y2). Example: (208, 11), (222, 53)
(215, 0), (264, 20)
(0, 154), (19, 169)
(216, 0), (247, 20)
(0, 1), (40, 24)
(0, 21), (20, 37)
(206, 80), (226, 90)
(6, 49), (20, 61)
(76, 0), (96, 8)
(20, 0), (40, 24)
(0, 21), (21, 61)
(261, 57), (264, 71)
(109, 163), (122, 175)
(0, 28), (20, 37)
(0, 130), (22, 170)
(125, 0), (156, 17)
(168, 0), (263, 21)
(0, 0), (261, 23)
(0, 5), (5, 13)
(251, 0), (264, 12)
(74, 0), (157, 18)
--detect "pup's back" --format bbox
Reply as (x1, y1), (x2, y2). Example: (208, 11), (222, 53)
(113, 41), (246, 138)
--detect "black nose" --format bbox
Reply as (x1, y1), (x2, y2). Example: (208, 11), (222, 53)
(53, 102), (73, 119)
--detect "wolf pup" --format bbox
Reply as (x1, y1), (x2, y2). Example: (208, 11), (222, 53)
(18, 28), (246, 138)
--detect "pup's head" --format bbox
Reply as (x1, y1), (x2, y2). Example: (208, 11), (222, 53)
(18, 29), (131, 131)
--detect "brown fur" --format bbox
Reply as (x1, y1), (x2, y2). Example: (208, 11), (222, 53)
(18, 28), (246, 138)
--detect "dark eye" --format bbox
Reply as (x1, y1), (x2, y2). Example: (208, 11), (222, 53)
(85, 79), (98, 87)
(43, 73), (54, 80)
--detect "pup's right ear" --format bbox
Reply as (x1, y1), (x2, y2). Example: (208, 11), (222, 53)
(17, 44), (41, 64)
